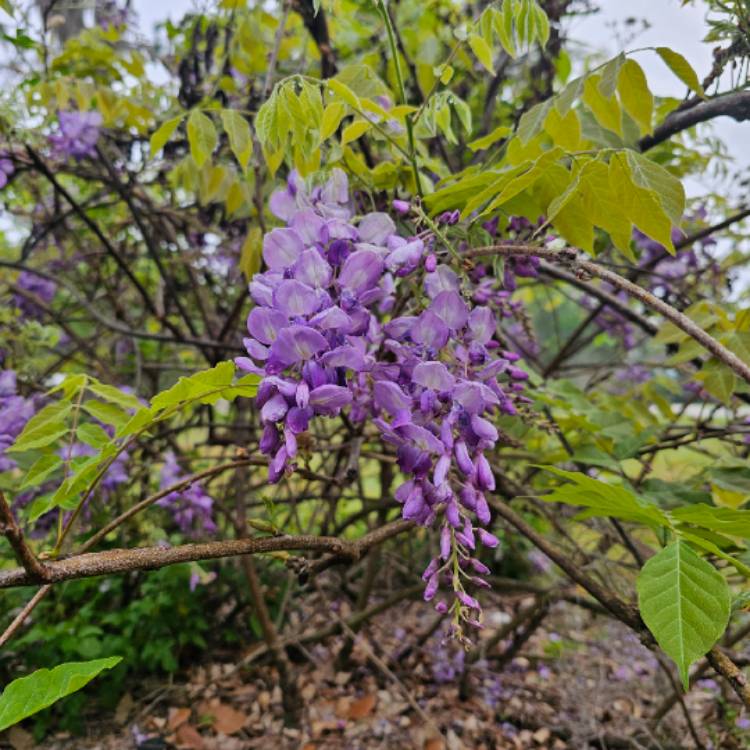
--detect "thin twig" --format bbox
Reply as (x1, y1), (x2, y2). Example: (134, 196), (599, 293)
(0, 491), (50, 582)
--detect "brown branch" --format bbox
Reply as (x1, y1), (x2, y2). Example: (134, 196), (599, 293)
(468, 244), (750, 385)
(300, 518), (414, 579)
(0, 491), (51, 582)
(0, 535), (352, 589)
(0, 586), (52, 649)
(639, 90), (750, 151)
(0, 519), (415, 590)
(79, 458), (258, 553)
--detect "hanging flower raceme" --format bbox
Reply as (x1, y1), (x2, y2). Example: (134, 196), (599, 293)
(157, 451), (217, 536)
(237, 169), (532, 638)
(49, 110), (102, 161)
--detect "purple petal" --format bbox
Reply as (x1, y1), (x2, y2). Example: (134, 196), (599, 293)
(424, 574), (439, 601)
(261, 393), (288, 423)
(286, 406), (312, 433)
(475, 454), (495, 491)
(469, 306), (495, 344)
(454, 441), (474, 475)
(424, 265), (460, 299)
(321, 345), (367, 371)
(457, 591), (480, 610)
(411, 310), (449, 350)
(247, 307), (288, 345)
(477, 528), (499, 548)
(309, 305), (352, 331)
(338, 249), (384, 295)
(358, 212), (395, 244)
(294, 249), (332, 287)
(471, 414), (498, 442)
(263, 228), (304, 270)
(396, 422), (444, 453)
(272, 280), (319, 317)
(373, 380), (412, 416)
(430, 290), (469, 330)
(309, 384), (353, 413)
(291, 208), (330, 246)
(440, 524), (452, 560)
(412, 361), (455, 391)
(269, 188), (297, 221)
(269, 325), (329, 367)
(385, 239), (424, 272)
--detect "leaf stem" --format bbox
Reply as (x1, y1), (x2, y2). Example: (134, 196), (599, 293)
(376, 0), (423, 196)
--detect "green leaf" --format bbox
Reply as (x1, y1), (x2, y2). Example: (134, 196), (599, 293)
(583, 74), (623, 136)
(0, 658), (122, 731)
(341, 120), (371, 145)
(149, 115), (184, 156)
(672, 504), (750, 539)
(597, 53), (625, 98)
(655, 47), (705, 98)
(516, 99), (552, 144)
(220, 110), (253, 170)
(86, 382), (142, 411)
(494, 0), (517, 57)
(695, 361), (736, 404)
(81, 400), (130, 429)
(320, 101), (347, 142)
(624, 150), (685, 225)
(255, 87), (286, 151)
(539, 466), (670, 528)
(327, 79), (361, 110)
(18, 455), (62, 491)
(150, 361), (238, 412)
(7, 401), (71, 453)
(532, 3), (550, 47)
(637, 541), (730, 689)
(187, 110), (218, 169)
(469, 33), (495, 74)
(468, 125), (511, 151)
(608, 152), (676, 252)
(617, 59), (653, 135)
(77, 423), (111, 450)
(0, 1), (14, 17)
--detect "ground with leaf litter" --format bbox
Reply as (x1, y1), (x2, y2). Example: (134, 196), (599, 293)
(1, 585), (746, 750)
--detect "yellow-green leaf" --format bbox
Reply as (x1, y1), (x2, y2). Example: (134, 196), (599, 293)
(341, 119), (371, 145)
(468, 125), (511, 151)
(187, 110), (217, 169)
(149, 115), (184, 157)
(320, 101), (347, 142)
(220, 110), (253, 169)
(327, 78), (361, 109)
(656, 47), (705, 98)
(617, 59), (653, 135)
(469, 33), (495, 74)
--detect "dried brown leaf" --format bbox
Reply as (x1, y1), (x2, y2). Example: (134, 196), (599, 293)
(347, 693), (376, 720)
(168, 706), (192, 731)
(212, 702), (247, 734)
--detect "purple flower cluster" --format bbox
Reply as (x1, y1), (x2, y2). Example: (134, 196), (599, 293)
(239, 169), (532, 634)
(0, 370), (38, 472)
(14, 270), (57, 320)
(0, 153), (13, 189)
(157, 451), (216, 536)
(49, 111), (102, 160)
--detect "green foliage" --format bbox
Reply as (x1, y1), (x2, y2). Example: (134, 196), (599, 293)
(655, 47), (705, 98)
(6, 364), (259, 526)
(0, 657), (122, 732)
(637, 541), (730, 688)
